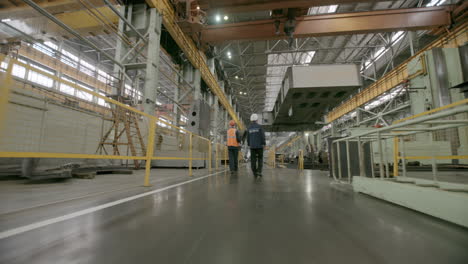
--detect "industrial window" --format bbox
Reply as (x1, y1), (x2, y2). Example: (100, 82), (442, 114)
(136, 90), (143, 101)
(362, 31), (406, 71)
(307, 5), (338, 15)
(157, 118), (168, 128)
(12, 64), (26, 79)
(76, 83), (93, 101)
(28, 64), (54, 88)
(0, 61), (7, 71)
(426, 0), (446, 7)
(32, 42), (57, 57)
(60, 77), (76, 96)
(124, 83), (132, 96)
(98, 92), (110, 108)
(97, 69), (110, 83)
(80, 59), (96, 76)
(60, 49), (78, 68)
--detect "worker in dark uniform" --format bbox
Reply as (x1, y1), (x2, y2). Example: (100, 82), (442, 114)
(227, 120), (241, 173)
(245, 114), (266, 178)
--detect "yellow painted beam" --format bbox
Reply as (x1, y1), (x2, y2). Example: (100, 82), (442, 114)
(3, 6), (118, 39)
(0, 0), (107, 20)
(146, 0), (244, 130)
(393, 98), (468, 124)
(55, 7), (118, 31)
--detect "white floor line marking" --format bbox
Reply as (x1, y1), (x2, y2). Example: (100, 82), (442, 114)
(0, 170), (227, 240)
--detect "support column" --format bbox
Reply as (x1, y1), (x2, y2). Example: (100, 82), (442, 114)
(212, 96), (219, 142)
(330, 121), (339, 137)
(143, 8), (162, 115)
(356, 108), (363, 125)
(193, 69), (201, 101)
(207, 58), (215, 75)
(113, 5), (128, 96)
(408, 31), (418, 56)
(174, 68), (181, 125)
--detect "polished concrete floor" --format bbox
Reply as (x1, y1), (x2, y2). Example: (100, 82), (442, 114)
(1, 167), (468, 264)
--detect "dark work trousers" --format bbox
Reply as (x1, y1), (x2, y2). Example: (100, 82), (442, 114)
(250, 148), (263, 176)
(228, 147), (239, 172)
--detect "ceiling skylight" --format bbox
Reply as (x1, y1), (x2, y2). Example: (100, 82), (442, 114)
(307, 5), (338, 15)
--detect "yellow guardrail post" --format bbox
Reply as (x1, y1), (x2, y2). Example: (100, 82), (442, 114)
(144, 118), (156, 187)
(302, 153), (304, 170)
(189, 133), (193, 176)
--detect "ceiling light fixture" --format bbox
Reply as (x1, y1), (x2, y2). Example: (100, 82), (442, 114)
(196, 6), (200, 10)
(215, 15), (221, 22)
(224, 15), (229, 20)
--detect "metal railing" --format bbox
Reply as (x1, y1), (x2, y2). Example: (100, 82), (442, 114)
(331, 99), (468, 186)
(0, 55), (228, 186)
(298, 149), (304, 171)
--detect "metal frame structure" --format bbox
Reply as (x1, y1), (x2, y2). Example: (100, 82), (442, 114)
(147, 0), (244, 129)
(331, 99), (468, 183)
(326, 21), (468, 123)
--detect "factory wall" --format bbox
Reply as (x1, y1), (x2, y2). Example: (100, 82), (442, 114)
(0, 81), (208, 171)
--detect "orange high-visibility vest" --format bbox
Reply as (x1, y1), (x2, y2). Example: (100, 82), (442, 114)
(227, 128), (239, 147)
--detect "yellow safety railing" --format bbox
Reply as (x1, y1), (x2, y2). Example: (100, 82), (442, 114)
(276, 135), (301, 151)
(298, 150), (304, 171)
(267, 146), (276, 168)
(0, 55), (226, 186)
(392, 99), (468, 179)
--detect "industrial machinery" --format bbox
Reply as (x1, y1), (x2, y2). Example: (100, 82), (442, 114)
(270, 64), (362, 131)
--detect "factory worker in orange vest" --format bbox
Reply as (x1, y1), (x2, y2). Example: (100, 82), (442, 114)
(227, 120), (241, 173)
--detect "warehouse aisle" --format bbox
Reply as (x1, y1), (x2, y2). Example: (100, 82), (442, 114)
(1, 168), (467, 264)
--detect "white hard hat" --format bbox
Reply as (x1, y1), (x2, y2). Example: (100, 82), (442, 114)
(250, 113), (258, 121)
